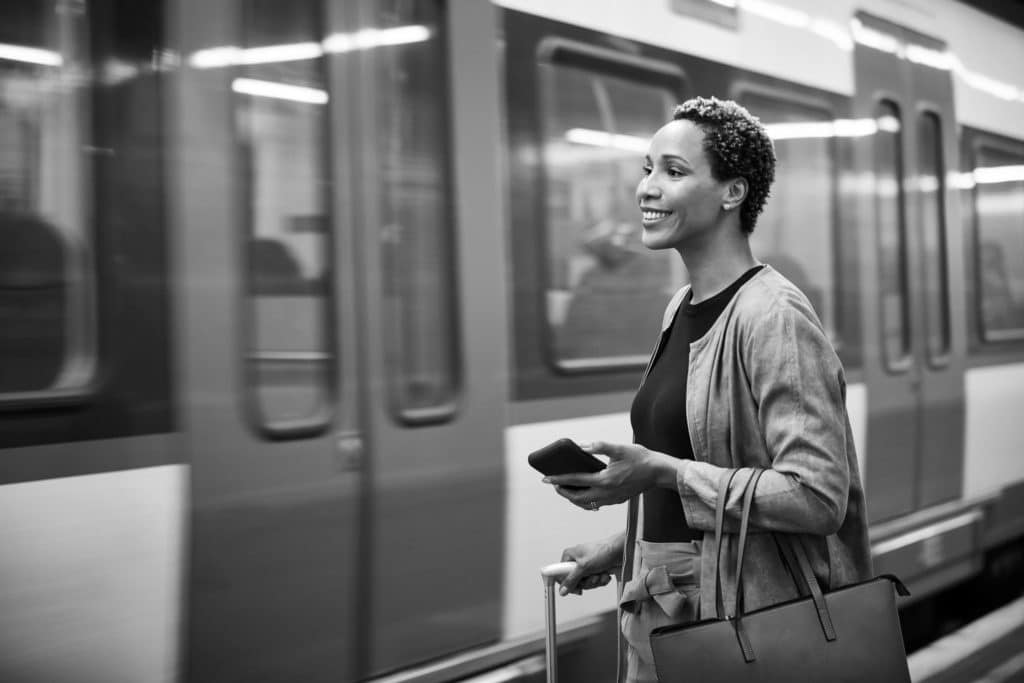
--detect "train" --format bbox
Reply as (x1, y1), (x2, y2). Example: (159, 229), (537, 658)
(2, 0), (1024, 680)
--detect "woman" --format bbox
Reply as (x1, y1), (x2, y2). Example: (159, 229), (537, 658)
(543, 97), (872, 683)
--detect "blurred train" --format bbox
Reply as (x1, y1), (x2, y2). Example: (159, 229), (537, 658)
(2, 0), (1024, 681)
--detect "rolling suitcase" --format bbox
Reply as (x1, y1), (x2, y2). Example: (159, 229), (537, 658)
(541, 561), (577, 683)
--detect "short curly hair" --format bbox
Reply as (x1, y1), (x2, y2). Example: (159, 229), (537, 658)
(672, 97), (776, 234)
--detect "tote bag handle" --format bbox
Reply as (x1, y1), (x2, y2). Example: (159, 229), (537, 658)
(717, 468), (838, 663)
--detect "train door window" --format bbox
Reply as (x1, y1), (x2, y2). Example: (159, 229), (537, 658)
(236, 0), (335, 434)
(740, 93), (840, 345)
(974, 145), (1024, 341)
(370, 0), (459, 424)
(539, 57), (683, 371)
(917, 111), (950, 361)
(874, 100), (911, 370)
(0, 0), (97, 399)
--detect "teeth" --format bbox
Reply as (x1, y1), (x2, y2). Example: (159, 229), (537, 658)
(643, 210), (670, 220)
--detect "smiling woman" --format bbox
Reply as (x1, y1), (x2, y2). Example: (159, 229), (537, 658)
(549, 97), (871, 683)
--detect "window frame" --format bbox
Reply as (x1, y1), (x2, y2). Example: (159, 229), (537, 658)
(915, 107), (952, 367)
(233, 0), (338, 441)
(873, 97), (914, 374)
(535, 37), (687, 376)
(733, 83), (846, 355)
(969, 136), (1024, 346)
(0, 3), (100, 410)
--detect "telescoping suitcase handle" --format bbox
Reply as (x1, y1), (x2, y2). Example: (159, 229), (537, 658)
(541, 561), (577, 683)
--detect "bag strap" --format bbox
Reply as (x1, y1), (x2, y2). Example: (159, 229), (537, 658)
(712, 468), (743, 619)
(773, 533), (837, 642)
(621, 495), (640, 587)
(727, 469), (838, 663)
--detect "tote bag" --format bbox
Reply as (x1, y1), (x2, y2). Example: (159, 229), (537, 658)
(649, 469), (912, 683)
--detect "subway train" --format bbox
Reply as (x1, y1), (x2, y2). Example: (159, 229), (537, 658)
(2, 0), (1024, 681)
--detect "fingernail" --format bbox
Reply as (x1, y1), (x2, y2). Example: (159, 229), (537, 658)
(559, 588), (567, 596)
(542, 477), (551, 484)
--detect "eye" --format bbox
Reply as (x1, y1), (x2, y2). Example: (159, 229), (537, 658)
(667, 167), (685, 178)
(641, 164), (652, 177)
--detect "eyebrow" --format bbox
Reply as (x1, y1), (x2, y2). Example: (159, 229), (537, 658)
(660, 154), (691, 166)
(645, 153), (692, 166)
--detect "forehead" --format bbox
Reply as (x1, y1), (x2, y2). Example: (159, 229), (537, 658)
(648, 119), (708, 164)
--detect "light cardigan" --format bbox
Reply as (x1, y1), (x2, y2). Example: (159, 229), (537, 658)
(643, 265), (872, 618)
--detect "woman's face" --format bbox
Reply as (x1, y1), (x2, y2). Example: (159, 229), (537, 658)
(636, 119), (728, 251)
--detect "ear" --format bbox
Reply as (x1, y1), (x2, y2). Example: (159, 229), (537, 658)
(721, 177), (748, 211)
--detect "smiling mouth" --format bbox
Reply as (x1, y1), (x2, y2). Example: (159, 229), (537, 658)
(642, 209), (672, 222)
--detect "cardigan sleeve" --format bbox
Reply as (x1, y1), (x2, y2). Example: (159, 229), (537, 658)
(677, 295), (852, 535)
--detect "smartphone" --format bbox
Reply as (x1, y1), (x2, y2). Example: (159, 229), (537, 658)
(528, 438), (606, 490)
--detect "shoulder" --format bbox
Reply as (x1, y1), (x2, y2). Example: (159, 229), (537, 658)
(732, 266), (824, 331)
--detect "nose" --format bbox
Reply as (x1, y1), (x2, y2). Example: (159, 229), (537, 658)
(637, 176), (661, 202)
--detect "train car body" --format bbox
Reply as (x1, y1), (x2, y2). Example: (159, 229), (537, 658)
(1, 0), (1023, 681)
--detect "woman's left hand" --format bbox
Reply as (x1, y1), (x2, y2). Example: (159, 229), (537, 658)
(543, 441), (674, 511)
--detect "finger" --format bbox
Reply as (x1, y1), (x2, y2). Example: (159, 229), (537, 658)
(560, 565), (586, 596)
(545, 473), (602, 488)
(588, 440), (628, 460)
(578, 573), (610, 591)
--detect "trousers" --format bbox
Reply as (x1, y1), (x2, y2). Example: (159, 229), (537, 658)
(618, 540), (702, 683)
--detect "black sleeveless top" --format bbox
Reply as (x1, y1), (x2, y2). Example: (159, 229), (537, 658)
(630, 265), (763, 542)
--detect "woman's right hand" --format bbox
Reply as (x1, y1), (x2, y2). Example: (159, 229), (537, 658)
(558, 534), (624, 596)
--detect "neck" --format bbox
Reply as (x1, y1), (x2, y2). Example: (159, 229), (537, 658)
(677, 222), (758, 304)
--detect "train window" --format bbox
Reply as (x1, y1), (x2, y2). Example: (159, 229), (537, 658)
(874, 100), (911, 370)
(236, 0), (335, 434)
(917, 111), (950, 361)
(974, 146), (1024, 341)
(372, 0), (459, 424)
(740, 93), (840, 345)
(0, 0), (98, 401)
(539, 60), (683, 371)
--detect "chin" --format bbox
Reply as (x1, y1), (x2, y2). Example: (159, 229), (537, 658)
(641, 229), (677, 251)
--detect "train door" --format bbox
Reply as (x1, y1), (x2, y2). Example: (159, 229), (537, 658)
(341, 0), (507, 677)
(175, 1), (362, 681)
(176, 0), (507, 680)
(852, 13), (967, 523)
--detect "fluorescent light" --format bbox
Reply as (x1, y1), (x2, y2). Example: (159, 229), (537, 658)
(974, 165), (1024, 185)
(191, 42), (324, 68)
(948, 172), (976, 190)
(564, 128), (649, 153)
(809, 19), (854, 51)
(905, 44), (954, 71)
(239, 42), (323, 65)
(190, 46), (241, 68)
(957, 68), (1020, 102)
(850, 18), (902, 56)
(190, 25), (431, 69)
(323, 25), (431, 53)
(232, 77), (328, 104)
(764, 118), (879, 140)
(0, 42), (63, 67)
(876, 115), (901, 133)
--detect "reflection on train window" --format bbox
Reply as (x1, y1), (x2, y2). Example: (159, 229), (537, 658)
(372, 0), (459, 423)
(540, 61), (682, 371)
(917, 111), (950, 360)
(874, 100), (911, 370)
(0, 1), (97, 398)
(975, 146), (1024, 341)
(236, 0), (334, 430)
(743, 94), (839, 345)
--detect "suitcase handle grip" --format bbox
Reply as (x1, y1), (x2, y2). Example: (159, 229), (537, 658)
(541, 562), (577, 683)
(541, 561), (577, 583)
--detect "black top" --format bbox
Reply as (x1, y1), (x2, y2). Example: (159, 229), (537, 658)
(631, 265), (764, 542)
